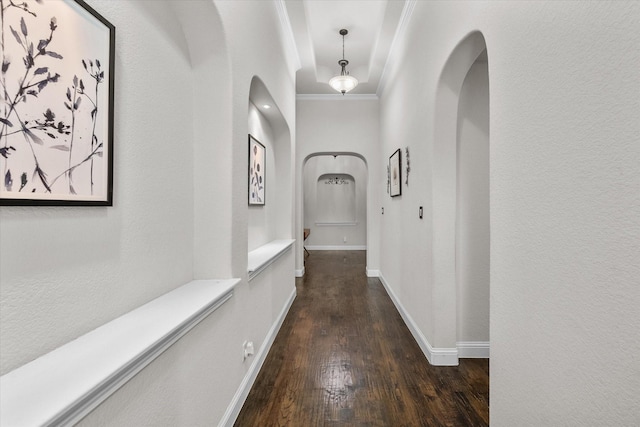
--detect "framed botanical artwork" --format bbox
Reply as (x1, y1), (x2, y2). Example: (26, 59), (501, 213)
(389, 148), (401, 197)
(248, 135), (265, 205)
(0, 0), (115, 206)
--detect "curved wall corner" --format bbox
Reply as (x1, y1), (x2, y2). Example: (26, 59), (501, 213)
(431, 31), (489, 356)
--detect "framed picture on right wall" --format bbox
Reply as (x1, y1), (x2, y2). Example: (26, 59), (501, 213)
(389, 148), (402, 197)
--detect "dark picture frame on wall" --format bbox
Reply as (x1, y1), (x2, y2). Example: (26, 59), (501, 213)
(248, 134), (265, 205)
(0, 0), (115, 206)
(389, 148), (402, 197)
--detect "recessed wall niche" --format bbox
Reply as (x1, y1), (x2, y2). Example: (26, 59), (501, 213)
(247, 77), (292, 252)
(316, 173), (356, 223)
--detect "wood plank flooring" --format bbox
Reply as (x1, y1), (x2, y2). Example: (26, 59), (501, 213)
(235, 251), (489, 426)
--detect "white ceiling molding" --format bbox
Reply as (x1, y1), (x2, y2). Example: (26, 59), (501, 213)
(275, 0), (302, 72)
(296, 94), (378, 101)
(376, 0), (417, 97)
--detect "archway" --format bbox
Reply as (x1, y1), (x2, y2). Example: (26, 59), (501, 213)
(303, 154), (368, 251)
(431, 31), (489, 364)
(455, 49), (490, 358)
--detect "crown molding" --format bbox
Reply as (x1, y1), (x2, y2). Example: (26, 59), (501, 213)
(275, 0), (302, 71)
(377, 0), (418, 97)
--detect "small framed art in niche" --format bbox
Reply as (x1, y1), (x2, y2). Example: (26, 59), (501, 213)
(248, 135), (265, 205)
(0, 0), (115, 206)
(389, 148), (401, 197)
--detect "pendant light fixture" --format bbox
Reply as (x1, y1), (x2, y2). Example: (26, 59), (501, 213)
(329, 29), (358, 95)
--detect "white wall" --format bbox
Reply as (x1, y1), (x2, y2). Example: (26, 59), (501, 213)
(456, 56), (490, 344)
(379, 1), (639, 425)
(0, 0), (298, 425)
(303, 155), (367, 248)
(0, 0), (195, 376)
(295, 98), (380, 273)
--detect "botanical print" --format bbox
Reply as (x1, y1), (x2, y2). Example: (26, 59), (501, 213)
(386, 164), (390, 194)
(405, 146), (410, 186)
(248, 135), (265, 205)
(0, 0), (113, 204)
(390, 148), (401, 197)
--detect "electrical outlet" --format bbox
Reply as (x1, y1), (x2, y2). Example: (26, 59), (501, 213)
(243, 341), (254, 361)
(343, 236), (347, 243)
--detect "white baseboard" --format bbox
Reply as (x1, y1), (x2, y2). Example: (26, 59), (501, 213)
(457, 341), (490, 358)
(366, 269), (380, 277)
(305, 245), (367, 251)
(219, 287), (296, 427)
(295, 268), (305, 277)
(378, 274), (459, 366)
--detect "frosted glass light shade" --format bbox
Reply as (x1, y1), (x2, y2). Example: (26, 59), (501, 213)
(329, 74), (358, 94)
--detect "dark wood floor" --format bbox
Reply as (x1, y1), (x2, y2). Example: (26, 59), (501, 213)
(235, 251), (489, 427)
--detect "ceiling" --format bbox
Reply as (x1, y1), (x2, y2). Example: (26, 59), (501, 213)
(284, 0), (407, 96)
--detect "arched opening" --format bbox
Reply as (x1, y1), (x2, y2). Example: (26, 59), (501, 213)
(303, 154), (367, 251)
(431, 31), (489, 365)
(455, 49), (490, 358)
(247, 77), (293, 251)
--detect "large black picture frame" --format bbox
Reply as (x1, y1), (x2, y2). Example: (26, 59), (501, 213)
(0, 0), (115, 206)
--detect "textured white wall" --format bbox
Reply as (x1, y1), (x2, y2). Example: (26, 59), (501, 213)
(0, 0), (195, 375)
(0, 0), (298, 424)
(379, 1), (639, 424)
(456, 57), (490, 343)
(296, 99), (380, 272)
(303, 155), (367, 248)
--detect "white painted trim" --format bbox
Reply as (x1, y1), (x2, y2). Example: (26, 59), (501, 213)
(295, 267), (305, 277)
(0, 279), (240, 427)
(377, 0), (417, 97)
(457, 341), (490, 358)
(296, 94), (378, 101)
(378, 273), (459, 366)
(248, 239), (296, 281)
(219, 287), (297, 427)
(314, 222), (358, 226)
(305, 245), (367, 251)
(274, 0), (301, 71)
(366, 269), (380, 277)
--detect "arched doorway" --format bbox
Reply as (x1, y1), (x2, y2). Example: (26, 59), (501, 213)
(301, 152), (369, 267)
(431, 31), (489, 365)
(455, 49), (490, 358)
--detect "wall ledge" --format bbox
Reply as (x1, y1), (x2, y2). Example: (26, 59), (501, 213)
(248, 239), (295, 281)
(379, 273), (459, 366)
(0, 278), (240, 427)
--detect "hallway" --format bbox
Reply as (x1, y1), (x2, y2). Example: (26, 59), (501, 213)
(235, 251), (489, 426)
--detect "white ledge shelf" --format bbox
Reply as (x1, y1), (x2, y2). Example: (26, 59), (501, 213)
(248, 239), (295, 281)
(0, 278), (240, 427)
